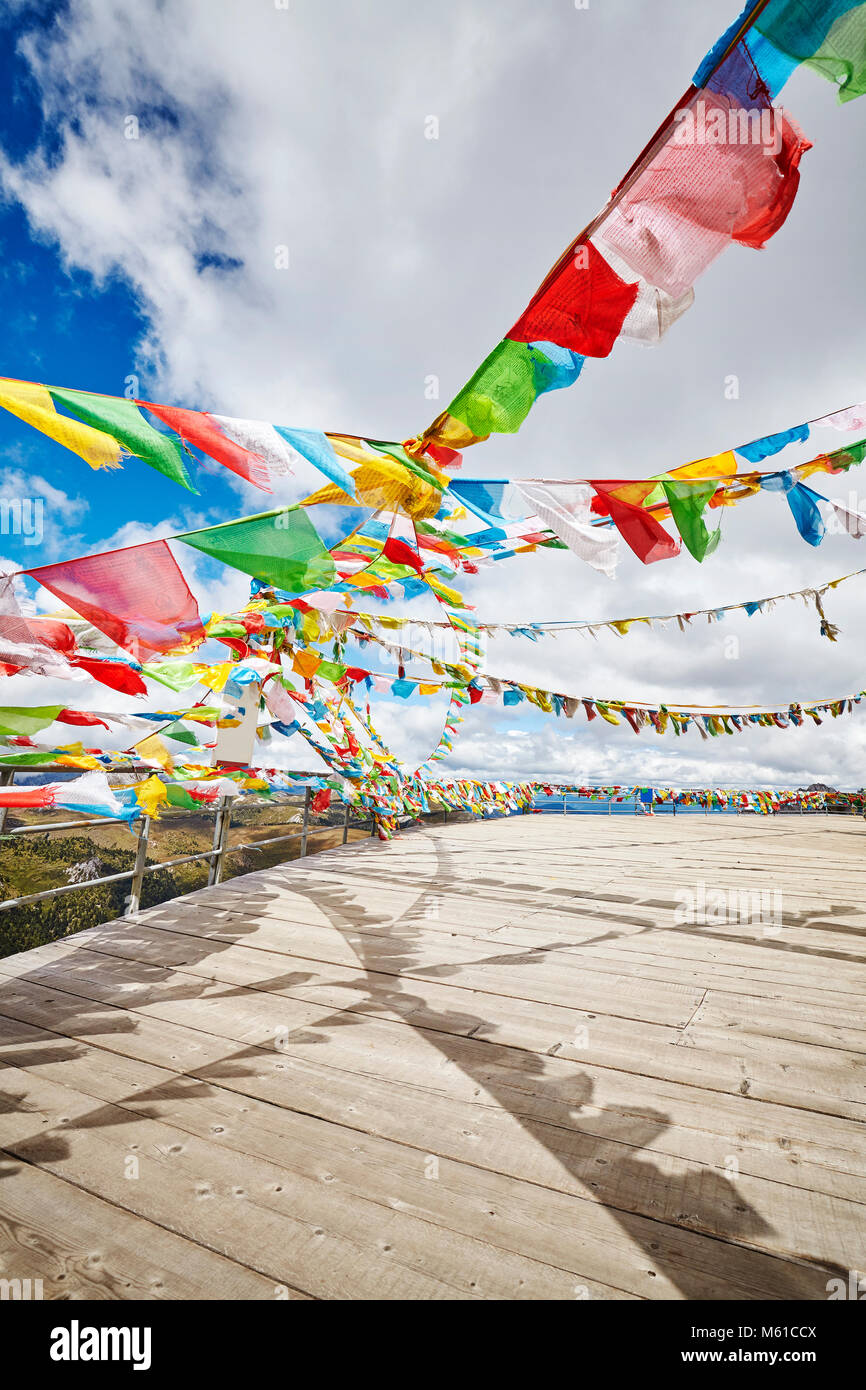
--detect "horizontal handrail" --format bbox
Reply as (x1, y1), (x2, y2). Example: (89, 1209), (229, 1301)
(2, 816), (135, 836)
(0, 774), (376, 919)
(1, 867), (137, 910)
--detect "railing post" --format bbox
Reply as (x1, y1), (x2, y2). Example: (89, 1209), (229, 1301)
(208, 795), (232, 887)
(125, 814), (150, 917)
(0, 768), (14, 836)
(342, 801), (350, 845)
(299, 786), (311, 858)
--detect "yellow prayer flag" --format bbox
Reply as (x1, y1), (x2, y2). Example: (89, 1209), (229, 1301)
(135, 733), (174, 771)
(195, 662), (233, 692)
(135, 774), (168, 819)
(595, 703), (621, 726)
(419, 411), (482, 451)
(0, 379), (124, 470)
(670, 450), (738, 481)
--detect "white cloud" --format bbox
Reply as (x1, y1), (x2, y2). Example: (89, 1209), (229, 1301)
(0, 465), (89, 560)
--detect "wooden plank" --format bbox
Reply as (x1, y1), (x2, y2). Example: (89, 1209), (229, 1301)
(0, 1153), (299, 1299)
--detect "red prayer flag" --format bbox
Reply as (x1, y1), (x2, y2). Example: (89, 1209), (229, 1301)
(382, 536), (424, 573)
(142, 403), (272, 492)
(27, 540), (206, 662)
(0, 784), (56, 807)
(56, 709), (110, 729)
(591, 482), (680, 565)
(421, 442), (462, 470)
(508, 241), (639, 358)
(218, 636), (251, 662)
(68, 655), (148, 695)
(28, 618), (76, 653)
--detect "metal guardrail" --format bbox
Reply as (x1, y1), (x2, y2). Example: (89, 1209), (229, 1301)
(0, 770), (376, 917)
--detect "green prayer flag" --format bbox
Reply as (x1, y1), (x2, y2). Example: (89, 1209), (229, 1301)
(205, 619), (248, 640)
(0, 705), (63, 737)
(829, 437), (866, 470)
(804, 8), (866, 102)
(49, 388), (196, 491)
(0, 750), (58, 765)
(141, 662), (202, 692)
(161, 720), (201, 747)
(315, 659), (347, 684)
(178, 507), (335, 595)
(662, 479), (721, 563)
(165, 784), (199, 809)
(449, 339), (539, 438)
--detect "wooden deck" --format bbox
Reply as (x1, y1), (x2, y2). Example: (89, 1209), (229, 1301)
(0, 813), (864, 1300)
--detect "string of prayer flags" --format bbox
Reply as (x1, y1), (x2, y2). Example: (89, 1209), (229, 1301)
(338, 561), (866, 645)
(415, 0), (866, 455)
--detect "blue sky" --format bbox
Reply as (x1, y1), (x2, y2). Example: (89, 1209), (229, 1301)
(0, 4), (265, 557)
(2, 0), (866, 786)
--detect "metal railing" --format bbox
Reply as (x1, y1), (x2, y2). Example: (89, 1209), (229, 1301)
(0, 767), (376, 917)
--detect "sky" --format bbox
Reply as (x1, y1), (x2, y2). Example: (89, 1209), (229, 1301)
(1, 0), (866, 787)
